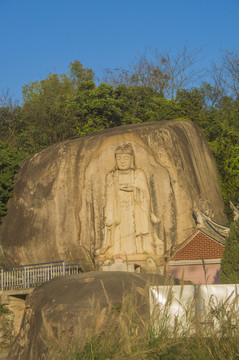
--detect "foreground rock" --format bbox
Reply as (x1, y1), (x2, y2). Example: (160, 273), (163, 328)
(0, 312), (14, 350)
(0, 121), (227, 269)
(7, 271), (176, 360)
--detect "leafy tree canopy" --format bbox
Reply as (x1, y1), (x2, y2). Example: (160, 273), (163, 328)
(0, 51), (238, 222)
(0, 142), (27, 221)
(220, 218), (239, 283)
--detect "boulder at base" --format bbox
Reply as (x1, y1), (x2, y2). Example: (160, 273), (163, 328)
(0, 121), (227, 270)
(7, 271), (173, 360)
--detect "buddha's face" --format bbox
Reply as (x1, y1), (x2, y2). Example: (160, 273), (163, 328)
(116, 153), (133, 171)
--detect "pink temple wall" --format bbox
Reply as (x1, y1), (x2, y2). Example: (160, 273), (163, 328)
(167, 263), (221, 284)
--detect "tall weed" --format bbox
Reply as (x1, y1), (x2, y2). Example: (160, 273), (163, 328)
(52, 283), (239, 360)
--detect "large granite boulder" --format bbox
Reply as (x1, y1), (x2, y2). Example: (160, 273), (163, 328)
(0, 121), (227, 269)
(7, 271), (163, 360)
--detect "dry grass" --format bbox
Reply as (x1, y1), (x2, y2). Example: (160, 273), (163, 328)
(48, 282), (239, 360)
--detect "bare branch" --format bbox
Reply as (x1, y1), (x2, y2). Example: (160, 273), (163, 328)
(103, 45), (204, 99)
(0, 89), (19, 109)
(212, 48), (239, 99)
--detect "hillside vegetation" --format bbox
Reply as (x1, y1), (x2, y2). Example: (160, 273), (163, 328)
(0, 47), (238, 221)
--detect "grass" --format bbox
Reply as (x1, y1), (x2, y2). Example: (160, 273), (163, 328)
(0, 304), (9, 313)
(47, 281), (239, 360)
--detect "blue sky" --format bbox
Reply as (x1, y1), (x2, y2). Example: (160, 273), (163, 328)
(1, 0), (239, 103)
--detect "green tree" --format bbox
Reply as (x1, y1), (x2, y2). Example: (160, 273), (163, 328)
(175, 88), (205, 126)
(173, 87), (239, 218)
(20, 61), (95, 151)
(68, 60), (94, 86)
(0, 56), (238, 223)
(0, 90), (22, 144)
(220, 218), (239, 283)
(207, 96), (239, 216)
(0, 142), (27, 221)
(21, 73), (76, 150)
(73, 82), (122, 136)
(0, 105), (22, 143)
(73, 84), (165, 136)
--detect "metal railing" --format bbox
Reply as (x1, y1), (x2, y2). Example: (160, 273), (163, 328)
(0, 260), (84, 291)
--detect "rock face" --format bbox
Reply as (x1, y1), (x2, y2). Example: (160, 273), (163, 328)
(7, 272), (150, 360)
(0, 121), (227, 269)
(7, 271), (184, 360)
(0, 311), (14, 349)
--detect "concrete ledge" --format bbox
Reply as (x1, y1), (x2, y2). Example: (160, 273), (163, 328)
(0, 288), (33, 298)
(102, 258), (138, 272)
(169, 258), (221, 266)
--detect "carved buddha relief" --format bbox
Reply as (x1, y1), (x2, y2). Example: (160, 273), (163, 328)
(79, 139), (173, 266)
(98, 144), (162, 258)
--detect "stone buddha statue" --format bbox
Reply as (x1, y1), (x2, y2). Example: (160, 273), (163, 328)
(100, 144), (157, 258)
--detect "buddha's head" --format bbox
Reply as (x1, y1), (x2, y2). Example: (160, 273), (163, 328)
(115, 144), (135, 171)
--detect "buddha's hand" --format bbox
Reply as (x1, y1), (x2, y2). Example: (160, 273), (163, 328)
(119, 184), (134, 192)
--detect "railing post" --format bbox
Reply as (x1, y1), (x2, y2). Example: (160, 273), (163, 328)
(27, 266), (29, 288)
(63, 260), (66, 276)
(0, 260), (83, 292)
(23, 266), (26, 289)
(47, 266), (49, 281)
(1, 268), (3, 291)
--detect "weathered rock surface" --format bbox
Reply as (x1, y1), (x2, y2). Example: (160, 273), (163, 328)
(0, 121), (227, 269)
(7, 271), (171, 360)
(0, 311), (14, 350)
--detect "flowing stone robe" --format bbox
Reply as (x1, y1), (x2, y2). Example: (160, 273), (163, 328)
(103, 168), (154, 256)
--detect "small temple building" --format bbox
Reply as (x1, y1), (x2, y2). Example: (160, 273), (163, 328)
(166, 202), (229, 284)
